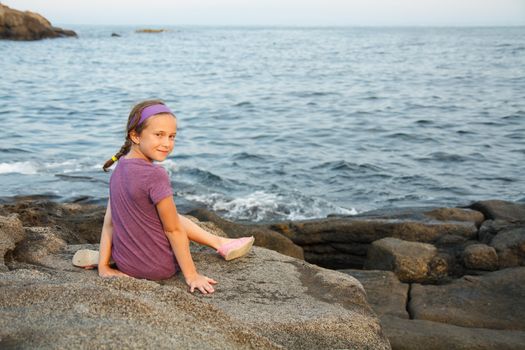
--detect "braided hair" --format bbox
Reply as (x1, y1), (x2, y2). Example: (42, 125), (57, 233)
(102, 99), (167, 172)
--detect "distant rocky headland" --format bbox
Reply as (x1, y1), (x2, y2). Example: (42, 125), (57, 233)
(0, 3), (76, 40)
(1, 197), (524, 348)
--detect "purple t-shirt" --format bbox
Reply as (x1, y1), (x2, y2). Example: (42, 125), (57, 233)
(109, 157), (178, 280)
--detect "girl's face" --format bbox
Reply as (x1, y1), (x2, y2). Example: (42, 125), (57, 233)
(129, 113), (177, 162)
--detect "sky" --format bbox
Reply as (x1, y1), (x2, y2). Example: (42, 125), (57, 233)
(2, 0), (525, 26)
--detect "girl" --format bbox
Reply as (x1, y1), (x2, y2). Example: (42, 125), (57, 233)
(73, 100), (254, 294)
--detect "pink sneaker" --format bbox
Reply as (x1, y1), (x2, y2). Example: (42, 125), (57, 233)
(217, 236), (255, 261)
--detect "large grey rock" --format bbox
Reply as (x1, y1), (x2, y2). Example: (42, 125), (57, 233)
(364, 237), (447, 283)
(187, 208), (304, 260)
(340, 269), (409, 319)
(463, 243), (499, 271)
(164, 245), (390, 349)
(469, 200), (525, 222)
(0, 268), (278, 349)
(409, 267), (525, 330)
(0, 214), (25, 271)
(0, 220), (390, 349)
(0, 4), (76, 40)
(381, 315), (525, 350)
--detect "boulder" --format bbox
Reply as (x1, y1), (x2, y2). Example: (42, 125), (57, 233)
(490, 226), (525, 268)
(13, 226), (67, 269)
(0, 4), (77, 40)
(186, 208), (304, 260)
(381, 315), (525, 350)
(364, 237), (447, 283)
(0, 267), (279, 349)
(423, 207), (485, 227)
(0, 214), (25, 271)
(469, 200), (525, 222)
(463, 243), (499, 271)
(271, 216), (476, 245)
(0, 200), (104, 243)
(0, 225), (390, 349)
(478, 219), (510, 244)
(409, 267), (525, 331)
(269, 207), (477, 269)
(340, 269), (409, 319)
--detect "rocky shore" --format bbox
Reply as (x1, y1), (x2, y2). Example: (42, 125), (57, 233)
(1, 198), (524, 349)
(189, 199), (525, 349)
(0, 4), (76, 40)
(0, 199), (389, 349)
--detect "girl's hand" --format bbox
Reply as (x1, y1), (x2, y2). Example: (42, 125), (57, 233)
(98, 265), (130, 278)
(186, 274), (218, 294)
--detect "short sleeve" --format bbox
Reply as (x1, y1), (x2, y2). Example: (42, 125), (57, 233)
(148, 166), (174, 205)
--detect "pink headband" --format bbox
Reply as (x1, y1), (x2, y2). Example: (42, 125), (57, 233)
(133, 104), (173, 126)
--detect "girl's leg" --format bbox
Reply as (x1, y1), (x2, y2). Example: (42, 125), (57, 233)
(178, 214), (232, 249)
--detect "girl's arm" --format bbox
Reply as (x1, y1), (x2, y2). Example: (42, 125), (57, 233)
(98, 201), (129, 278)
(156, 196), (217, 294)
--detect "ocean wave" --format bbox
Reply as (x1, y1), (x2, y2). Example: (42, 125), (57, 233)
(0, 147), (32, 154)
(184, 190), (357, 222)
(313, 160), (384, 173)
(0, 161), (38, 175)
(0, 159), (98, 175)
(231, 152), (267, 161)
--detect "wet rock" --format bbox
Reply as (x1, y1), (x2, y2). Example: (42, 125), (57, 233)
(423, 207), (485, 227)
(0, 4), (77, 40)
(111, 32), (121, 37)
(186, 208), (304, 260)
(0, 214), (25, 271)
(469, 200), (525, 222)
(409, 267), (525, 331)
(381, 315), (525, 350)
(478, 219), (510, 243)
(340, 269), (409, 319)
(269, 208), (477, 269)
(490, 226), (525, 268)
(364, 238), (447, 283)
(435, 234), (468, 246)
(463, 243), (498, 271)
(356, 206), (483, 225)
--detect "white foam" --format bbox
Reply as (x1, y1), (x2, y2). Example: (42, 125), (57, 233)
(0, 161), (38, 175)
(0, 159), (99, 175)
(185, 190), (357, 222)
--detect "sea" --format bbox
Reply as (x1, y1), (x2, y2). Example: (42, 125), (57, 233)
(1, 26), (524, 223)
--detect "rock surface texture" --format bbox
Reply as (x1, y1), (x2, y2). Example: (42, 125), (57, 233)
(0, 201), (390, 349)
(2, 198), (524, 349)
(340, 200), (525, 350)
(0, 4), (76, 40)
